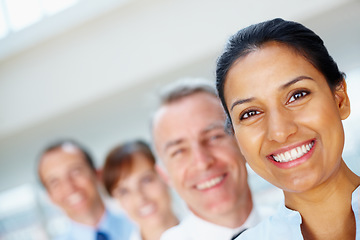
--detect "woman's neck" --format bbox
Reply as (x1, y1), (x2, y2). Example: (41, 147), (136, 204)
(284, 161), (360, 239)
(141, 213), (179, 240)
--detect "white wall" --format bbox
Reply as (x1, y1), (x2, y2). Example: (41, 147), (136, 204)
(0, 0), (359, 193)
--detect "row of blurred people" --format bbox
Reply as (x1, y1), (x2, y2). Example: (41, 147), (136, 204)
(37, 78), (259, 240)
(37, 18), (360, 240)
(37, 140), (135, 240)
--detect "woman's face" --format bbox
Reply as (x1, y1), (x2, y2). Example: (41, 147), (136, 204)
(223, 42), (350, 193)
(112, 153), (172, 227)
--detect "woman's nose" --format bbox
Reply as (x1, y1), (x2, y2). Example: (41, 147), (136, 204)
(266, 108), (297, 143)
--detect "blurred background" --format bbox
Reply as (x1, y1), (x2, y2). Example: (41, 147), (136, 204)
(0, 0), (360, 239)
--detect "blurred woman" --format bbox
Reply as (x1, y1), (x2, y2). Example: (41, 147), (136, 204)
(216, 18), (360, 239)
(102, 140), (178, 240)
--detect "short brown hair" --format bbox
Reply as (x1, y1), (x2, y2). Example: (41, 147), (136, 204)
(102, 140), (155, 195)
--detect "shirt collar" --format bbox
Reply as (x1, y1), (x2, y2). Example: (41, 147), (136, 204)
(351, 185), (360, 235)
(186, 207), (260, 239)
(68, 210), (108, 239)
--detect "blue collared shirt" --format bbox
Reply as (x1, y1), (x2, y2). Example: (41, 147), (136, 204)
(237, 186), (360, 240)
(55, 209), (135, 240)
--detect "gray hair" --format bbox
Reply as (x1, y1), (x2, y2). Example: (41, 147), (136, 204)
(150, 77), (217, 166)
(158, 77), (217, 105)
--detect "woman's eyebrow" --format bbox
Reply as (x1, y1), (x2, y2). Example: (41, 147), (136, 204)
(230, 97), (254, 111)
(281, 76), (314, 89)
(230, 76), (314, 112)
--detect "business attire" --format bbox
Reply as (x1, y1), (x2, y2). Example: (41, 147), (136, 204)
(55, 209), (134, 240)
(160, 208), (260, 240)
(236, 186), (360, 240)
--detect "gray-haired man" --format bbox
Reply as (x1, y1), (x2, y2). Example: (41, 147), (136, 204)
(152, 79), (261, 240)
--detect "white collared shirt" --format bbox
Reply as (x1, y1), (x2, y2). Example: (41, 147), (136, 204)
(160, 207), (261, 240)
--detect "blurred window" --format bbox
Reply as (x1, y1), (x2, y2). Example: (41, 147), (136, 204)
(0, 184), (48, 240)
(42, 0), (77, 15)
(0, 0), (78, 39)
(0, 183), (68, 240)
(4, 0), (42, 31)
(0, 1), (8, 38)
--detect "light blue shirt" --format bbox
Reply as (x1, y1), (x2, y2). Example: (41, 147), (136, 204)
(55, 209), (135, 240)
(237, 185), (360, 240)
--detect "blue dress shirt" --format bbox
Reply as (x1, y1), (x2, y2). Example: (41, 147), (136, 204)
(55, 209), (135, 240)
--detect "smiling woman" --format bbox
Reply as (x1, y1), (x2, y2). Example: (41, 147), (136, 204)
(102, 140), (179, 240)
(216, 18), (360, 239)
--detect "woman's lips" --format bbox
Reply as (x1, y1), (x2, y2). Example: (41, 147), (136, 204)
(267, 140), (316, 169)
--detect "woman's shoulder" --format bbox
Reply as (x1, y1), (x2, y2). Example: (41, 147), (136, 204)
(237, 204), (303, 240)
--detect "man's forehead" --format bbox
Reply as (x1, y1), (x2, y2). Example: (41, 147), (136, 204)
(153, 92), (225, 145)
(40, 148), (88, 173)
(161, 121), (225, 151)
(43, 146), (84, 162)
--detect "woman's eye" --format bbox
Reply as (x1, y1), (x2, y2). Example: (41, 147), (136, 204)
(240, 110), (260, 120)
(116, 188), (129, 197)
(142, 175), (155, 184)
(288, 90), (309, 104)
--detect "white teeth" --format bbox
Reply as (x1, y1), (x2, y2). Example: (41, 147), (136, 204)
(196, 176), (224, 190)
(296, 147), (302, 158)
(272, 141), (314, 163)
(139, 204), (155, 217)
(280, 153), (286, 162)
(290, 149), (297, 160)
(67, 193), (83, 205)
(285, 151), (291, 161)
(302, 145), (307, 153)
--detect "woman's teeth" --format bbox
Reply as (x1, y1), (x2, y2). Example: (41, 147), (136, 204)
(139, 204), (155, 217)
(272, 141), (314, 163)
(196, 175), (224, 190)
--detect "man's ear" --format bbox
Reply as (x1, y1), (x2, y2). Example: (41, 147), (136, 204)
(334, 79), (351, 120)
(155, 164), (172, 187)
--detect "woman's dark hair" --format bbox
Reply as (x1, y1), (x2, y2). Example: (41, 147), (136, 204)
(102, 140), (155, 195)
(216, 18), (344, 128)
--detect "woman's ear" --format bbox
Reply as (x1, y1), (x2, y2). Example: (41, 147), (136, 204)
(334, 79), (351, 120)
(155, 164), (172, 187)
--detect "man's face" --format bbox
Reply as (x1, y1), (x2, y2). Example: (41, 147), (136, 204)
(39, 146), (102, 219)
(153, 92), (249, 219)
